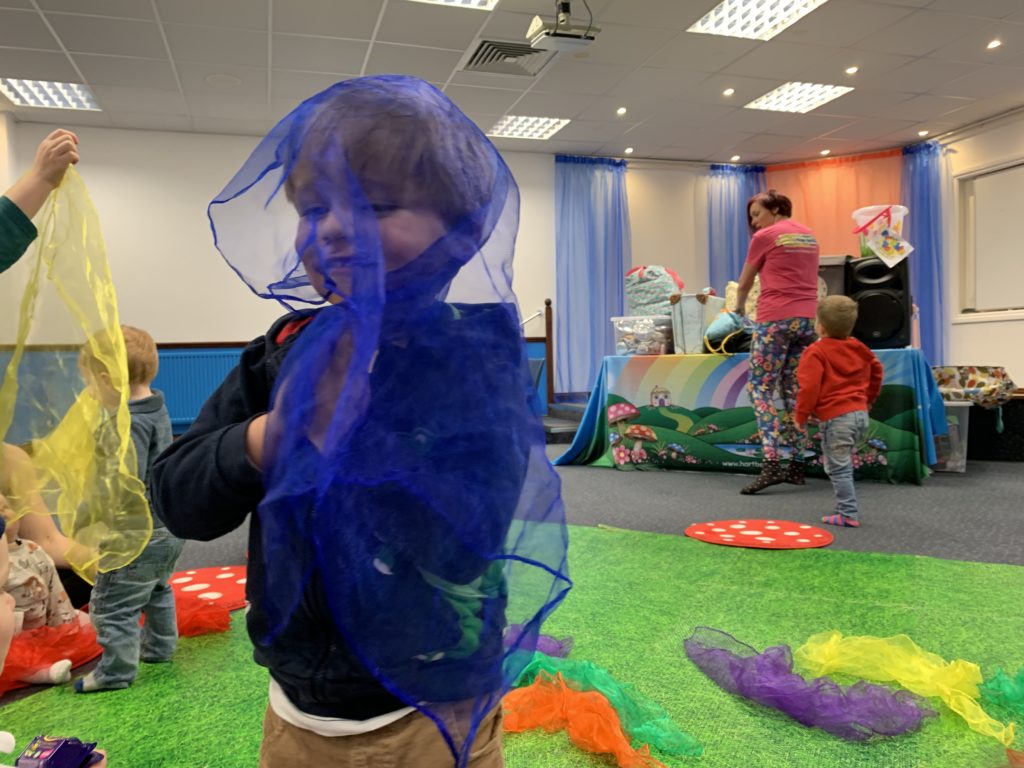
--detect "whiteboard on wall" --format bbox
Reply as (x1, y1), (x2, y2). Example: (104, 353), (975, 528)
(970, 162), (1024, 311)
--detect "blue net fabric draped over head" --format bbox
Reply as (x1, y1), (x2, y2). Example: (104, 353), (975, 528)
(208, 75), (571, 765)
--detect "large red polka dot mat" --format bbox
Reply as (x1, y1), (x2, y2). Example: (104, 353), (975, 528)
(684, 520), (833, 549)
(169, 565), (247, 610)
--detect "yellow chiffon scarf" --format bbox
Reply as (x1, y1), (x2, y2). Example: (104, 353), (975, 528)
(796, 631), (1015, 746)
(0, 168), (151, 582)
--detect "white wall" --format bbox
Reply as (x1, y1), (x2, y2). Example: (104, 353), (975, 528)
(625, 160), (709, 291)
(944, 109), (1024, 384)
(2, 123), (560, 342)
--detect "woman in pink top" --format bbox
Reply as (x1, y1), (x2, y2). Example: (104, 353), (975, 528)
(734, 190), (819, 494)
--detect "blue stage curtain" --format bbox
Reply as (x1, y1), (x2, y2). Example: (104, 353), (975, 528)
(555, 155), (631, 394)
(707, 164), (766, 295)
(901, 141), (946, 364)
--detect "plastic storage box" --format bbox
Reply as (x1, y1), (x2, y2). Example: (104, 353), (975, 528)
(611, 315), (673, 356)
(934, 401), (970, 473)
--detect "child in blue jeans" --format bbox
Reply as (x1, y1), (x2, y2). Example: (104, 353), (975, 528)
(794, 296), (883, 528)
(75, 325), (183, 692)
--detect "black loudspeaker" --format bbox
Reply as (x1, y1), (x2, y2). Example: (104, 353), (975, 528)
(844, 256), (912, 349)
(818, 256), (848, 297)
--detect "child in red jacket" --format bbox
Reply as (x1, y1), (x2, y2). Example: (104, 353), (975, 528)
(795, 296), (883, 528)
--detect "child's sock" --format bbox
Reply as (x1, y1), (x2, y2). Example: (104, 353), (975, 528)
(22, 659), (72, 685)
(821, 513), (860, 528)
(73, 672), (129, 693)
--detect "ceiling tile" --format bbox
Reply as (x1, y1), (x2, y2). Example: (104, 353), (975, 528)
(493, 0), (613, 14)
(90, 85), (187, 114)
(535, 59), (632, 95)
(443, 84), (521, 114)
(823, 117), (918, 140)
(854, 10), (991, 57)
(927, 0), (1021, 18)
(0, 48), (78, 81)
(645, 32), (758, 74)
(926, 21), (1024, 65)
(736, 134), (807, 153)
(108, 112), (193, 131)
(622, 111), (740, 144)
(186, 92), (268, 120)
(776, 0), (916, 48)
(534, 138), (607, 155)
(938, 96), (1024, 127)
(363, 43), (462, 82)
(931, 65), (1024, 100)
(600, 0), (714, 30)
(192, 115), (274, 136)
(883, 94), (974, 121)
(163, 24), (268, 68)
(687, 73), (786, 106)
(856, 58), (982, 95)
(758, 113), (857, 138)
(273, 0), (380, 39)
(508, 89), (595, 119)
(272, 34), (368, 74)
(155, 0), (268, 30)
(480, 10), (535, 41)
(447, 69), (547, 88)
(878, 120), (957, 142)
(46, 14), (165, 58)
(73, 54), (178, 89)
(867, 0), (934, 6)
(10, 105), (111, 125)
(574, 94), (662, 123)
(271, 70), (352, 101)
(175, 61), (267, 98)
(813, 88), (915, 118)
(711, 106), (799, 133)
(555, 118), (635, 143)
(814, 51), (915, 91)
(0, 9), (60, 50)
(605, 67), (707, 100)
(377, 2), (487, 49)
(573, 24), (678, 67)
(722, 41), (850, 81)
(36, 0), (154, 19)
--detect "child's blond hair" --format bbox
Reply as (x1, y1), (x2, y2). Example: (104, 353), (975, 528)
(818, 295), (859, 339)
(120, 325), (159, 385)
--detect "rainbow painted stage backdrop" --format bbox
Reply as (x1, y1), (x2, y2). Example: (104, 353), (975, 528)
(556, 350), (947, 485)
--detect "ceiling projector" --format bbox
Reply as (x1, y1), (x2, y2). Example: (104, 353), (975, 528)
(527, 11), (600, 52)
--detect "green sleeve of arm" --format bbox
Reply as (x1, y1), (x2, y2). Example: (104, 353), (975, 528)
(0, 195), (39, 274)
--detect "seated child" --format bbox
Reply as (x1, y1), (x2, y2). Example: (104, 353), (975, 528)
(74, 325), (183, 692)
(794, 296), (883, 528)
(2, 495), (81, 685)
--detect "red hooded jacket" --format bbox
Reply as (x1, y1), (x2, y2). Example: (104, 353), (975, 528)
(795, 336), (883, 425)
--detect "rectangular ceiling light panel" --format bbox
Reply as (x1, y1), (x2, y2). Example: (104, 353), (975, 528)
(0, 78), (100, 110)
(406, 0), (500, 9)
(688, 0), (831, 41)
(488, 115), (570, 140)
(744, 81), (852, 113)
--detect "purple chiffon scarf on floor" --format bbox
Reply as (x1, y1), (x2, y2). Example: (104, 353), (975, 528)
(684, 627), (936, 741)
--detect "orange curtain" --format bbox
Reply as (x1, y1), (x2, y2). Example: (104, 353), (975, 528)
(765, 150), (902, 256)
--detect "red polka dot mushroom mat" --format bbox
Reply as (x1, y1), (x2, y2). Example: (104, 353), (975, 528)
(684, 520), (833, 549)
(169, 565), (247, 610)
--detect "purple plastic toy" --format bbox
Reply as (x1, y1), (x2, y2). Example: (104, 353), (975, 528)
(16, 736), (103, 768)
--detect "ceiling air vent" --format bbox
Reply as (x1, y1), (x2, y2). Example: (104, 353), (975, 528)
(462, 39), (555, 77)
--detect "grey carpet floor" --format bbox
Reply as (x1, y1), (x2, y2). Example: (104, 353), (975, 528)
(177, 454), (1024, 569)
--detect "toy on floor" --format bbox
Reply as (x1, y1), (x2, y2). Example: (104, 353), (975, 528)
(685, 519), (833, 549)
(13, 736), (102, 768)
